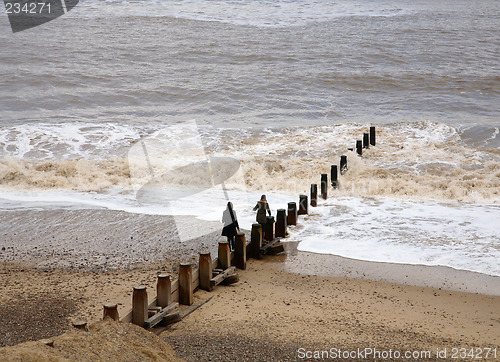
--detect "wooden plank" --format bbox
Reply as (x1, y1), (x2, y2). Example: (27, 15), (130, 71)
(145, 302), (179, 329)
(210, 266), (236, 288)
(192, 267), (200, 291)
(260, 239), (282, 255)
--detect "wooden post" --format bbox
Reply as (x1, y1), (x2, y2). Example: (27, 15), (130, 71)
(370, 126), (376, 146)
(275, 209), (287, 238)
(250, 223), (262, 259)
(132, 286), (148, 327)
(331, 165), (338, 189)
(199, 252), (213, 291)
(298, 194), (308, 215)
(363, 132), (370, 149)
(356, 140), (363, 156)
(179, 263), (193, 306)
(340, 155), (348, 174)
(287, 202), (297, 226)
(157, 274), (172, 307)
(321, 174), (328, 200)
(310, 184), (318, 207)
(103, 303), (119, 321)
(263, 216), (274, 242)
(218, 241), (231, 269)
(234, 232), (246, 270)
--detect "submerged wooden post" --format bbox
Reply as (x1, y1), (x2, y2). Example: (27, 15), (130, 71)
(331, 165), (338, 189)
(264, 216), (275, 242)
(287, 202), (297, 226)
(370, 126), (376, 146)
(363, 132), (370, 149)
(157, 274), (172, 308)
(275, 209), (287, 238)
(218, 241), (231, 269)
(310, 184), (318, 207)
(340, 155), (348, 174)
(298, 194), (308, 215)
(199, 252), (213, 291)
(356, 140), (363, 156)
(132, 286), (148, 326)
(250, 223), (262, 259)
(321, 174), (328, 199)
(179, 263), (193, 306)
(103, 303), (119, 321)
(234, 232), (246, 270)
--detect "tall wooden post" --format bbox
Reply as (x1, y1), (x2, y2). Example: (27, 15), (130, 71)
(179, 263), (193, 306)
(275, 209), (287, 238)
(321, 174), (328, 199)
(340, 155), (348, 174)
(264, 216), (275, 242)
(370, 126), (376, 146)
(132, 286), (148, 327)
(287, 202), (297, 226)
(157, 274), (171, 308)
(363, 132), (370, 149)
(310, 184), (318, 207)
(298, 195), (308, 215)
(331, 165), (338, 189)
(199, 252), (213, 291)
(250, 223), (262, 259)
(356, 140), (363, 156)
(103, 303), (119, 321)
(218, 242), (231, 270)
(234, 232), (246, 270)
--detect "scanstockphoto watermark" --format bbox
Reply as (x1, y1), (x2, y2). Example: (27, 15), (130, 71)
(297, 347), (498, 360)
(3, 0), (78, 33)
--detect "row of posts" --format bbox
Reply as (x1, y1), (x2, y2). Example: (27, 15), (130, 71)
(103, 126), (377, 326)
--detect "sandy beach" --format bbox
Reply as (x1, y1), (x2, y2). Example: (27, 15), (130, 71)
(1, 209), (499, 360)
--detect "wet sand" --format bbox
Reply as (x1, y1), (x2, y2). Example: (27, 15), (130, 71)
(1, 208), (499, 360)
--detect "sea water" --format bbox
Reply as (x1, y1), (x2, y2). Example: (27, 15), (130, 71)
(0, 0), (498, 275)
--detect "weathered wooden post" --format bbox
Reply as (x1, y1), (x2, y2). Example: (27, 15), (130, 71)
(179, 263), (193, 306)
(298, 194), (308, 215)
(331, 165), (338, 189)
(321, 174), (328, 199)
(73, 320), (88, 330)
(250, 223), (262, 259)
(356, 140), (363, 156)
(103, 303), (119, 321)
(199, 252), (213, 291)
(275, 209), (287, 238)
(363, 132), (370, 149)
(370, 126), (376, 146)
(310, 184), (318, 207)
(218, 241), (231, 269)
(340, 155), (348, 174)
(264, 216), (275, 242)
(132, 286), (148, 327)
(287, 202), (297, 226)
(157, 274), (172, 308)
(234, 231), (246, 270)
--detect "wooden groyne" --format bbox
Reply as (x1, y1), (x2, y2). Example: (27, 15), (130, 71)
(94, 126), (378, 330)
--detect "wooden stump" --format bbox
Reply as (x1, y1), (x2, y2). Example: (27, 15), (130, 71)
(103, 303), (119, 321)
(234, 232), (246, 270)
(310, 184), (318, 207)
(331, 165), (338, 189)
(264, 216), (275, 242)
(340, 155), (348, 175)
(356, 140), (363, 156)
(370, 126), (376, 146)
(298, 195), (308, 215)
(157, 274), (171, 308)
(218, 242), (231, 270)
(363, 132), (370, 149)
(275, 209), (287, 238)
(179, 263), (193, 306)
(321, 174), (328, 200)
(199, 252), (213, 291)
(250, 224), (262, 259)
(287, 202), (297, 226)
(132, 286), (148, 327)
